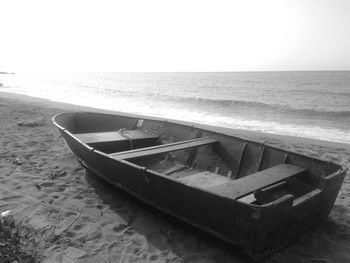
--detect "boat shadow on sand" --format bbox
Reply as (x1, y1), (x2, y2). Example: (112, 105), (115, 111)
(84, 168), (350, 263)
(85, 170), (350, 263)
(52, 111), (347, 262)
(84, 169), (252, 263)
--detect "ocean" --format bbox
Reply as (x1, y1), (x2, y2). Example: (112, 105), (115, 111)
(1, 72), (349, 144)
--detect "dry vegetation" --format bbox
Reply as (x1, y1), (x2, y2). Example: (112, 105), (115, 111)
(0, 214), (38, 263)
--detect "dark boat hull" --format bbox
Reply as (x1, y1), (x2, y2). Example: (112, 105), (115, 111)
(53, 112), (347, 259)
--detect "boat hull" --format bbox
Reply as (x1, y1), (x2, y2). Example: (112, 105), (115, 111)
(53, 112), (347, 259)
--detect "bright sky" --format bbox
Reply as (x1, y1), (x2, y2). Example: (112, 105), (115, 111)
(1, 0), (349, 72)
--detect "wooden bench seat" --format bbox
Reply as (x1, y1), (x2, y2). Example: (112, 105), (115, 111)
(111, 137), (218, 160)
(206, 164), (306, 200)
(179, 171), (232, 188)
(74, 130), (159, 153)
(74, 130), (158, 144)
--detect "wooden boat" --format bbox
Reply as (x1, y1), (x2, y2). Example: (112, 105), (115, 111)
(52, 111), (347, 259)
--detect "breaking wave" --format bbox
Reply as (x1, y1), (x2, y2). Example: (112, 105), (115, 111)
(158, 95), (350, 120)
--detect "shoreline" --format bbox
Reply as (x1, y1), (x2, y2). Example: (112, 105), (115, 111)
(1, 90), (349, 152)
(0, 91), (349, 262)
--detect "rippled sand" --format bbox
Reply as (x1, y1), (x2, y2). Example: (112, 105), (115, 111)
(0, 93), (349, 263)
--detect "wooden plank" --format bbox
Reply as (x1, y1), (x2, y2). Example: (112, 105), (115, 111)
(164, 165), (188, 175)
(211, 143), (235, 172)
(112, 137), (212, 156)
(74, 130), (157, 144)
(206, 164), (306, 200)
(74, 131), (125, 143)
(257, 145), (265, 171)
(179, 171), (232, 188)
(185, 131), (202, 167)
(233, 143), (247, 179)
(111, 137), (218, 160)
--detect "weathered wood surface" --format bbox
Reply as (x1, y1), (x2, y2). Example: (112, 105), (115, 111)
(111, 137), (218, 160)
(207, 164), (306, 199)
(74, 130), (157, 144)
(179, 171), (232, 188)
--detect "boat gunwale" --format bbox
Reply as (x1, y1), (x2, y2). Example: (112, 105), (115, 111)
(76, 157), (255, 257)
(57, 122), (263, 208)
(52, 112), (347, 206)
(52, 111), (348, 259)
(52, 111), (348, 173)
(52, 112), (348, 205)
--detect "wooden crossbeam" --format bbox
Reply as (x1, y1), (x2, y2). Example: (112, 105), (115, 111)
(206, 164), (306, 200)
(111, 137), (218, 160)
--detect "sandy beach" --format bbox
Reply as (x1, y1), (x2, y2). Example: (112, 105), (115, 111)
(0, 92), (349, 263)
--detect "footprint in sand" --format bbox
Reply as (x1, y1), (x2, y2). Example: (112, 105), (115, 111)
(147, 232), (169, 251)
(112, 223), (129, 233)
(182, 253), (208, 263)
(84, 207), (103, 217)
(77, 226), (103, 242)
(0, 202), (18, 211)
(72, 224), (84, 231)
(0, 194), (24, 202)
(63, 210), (78, 218)
(39, 182), (55, 188)
(13, 184), (23, 190)
(64, 230), (76, 238)
(147, 254), (160, 262)
(55, 186), (66, 192)
(73, 194), (84, 200)
(130, 235), (147, 248)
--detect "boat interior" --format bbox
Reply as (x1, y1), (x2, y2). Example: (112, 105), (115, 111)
(59, 112), (340, 207)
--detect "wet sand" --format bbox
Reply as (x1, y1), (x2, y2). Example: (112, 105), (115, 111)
(0, 92), (349, 263)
